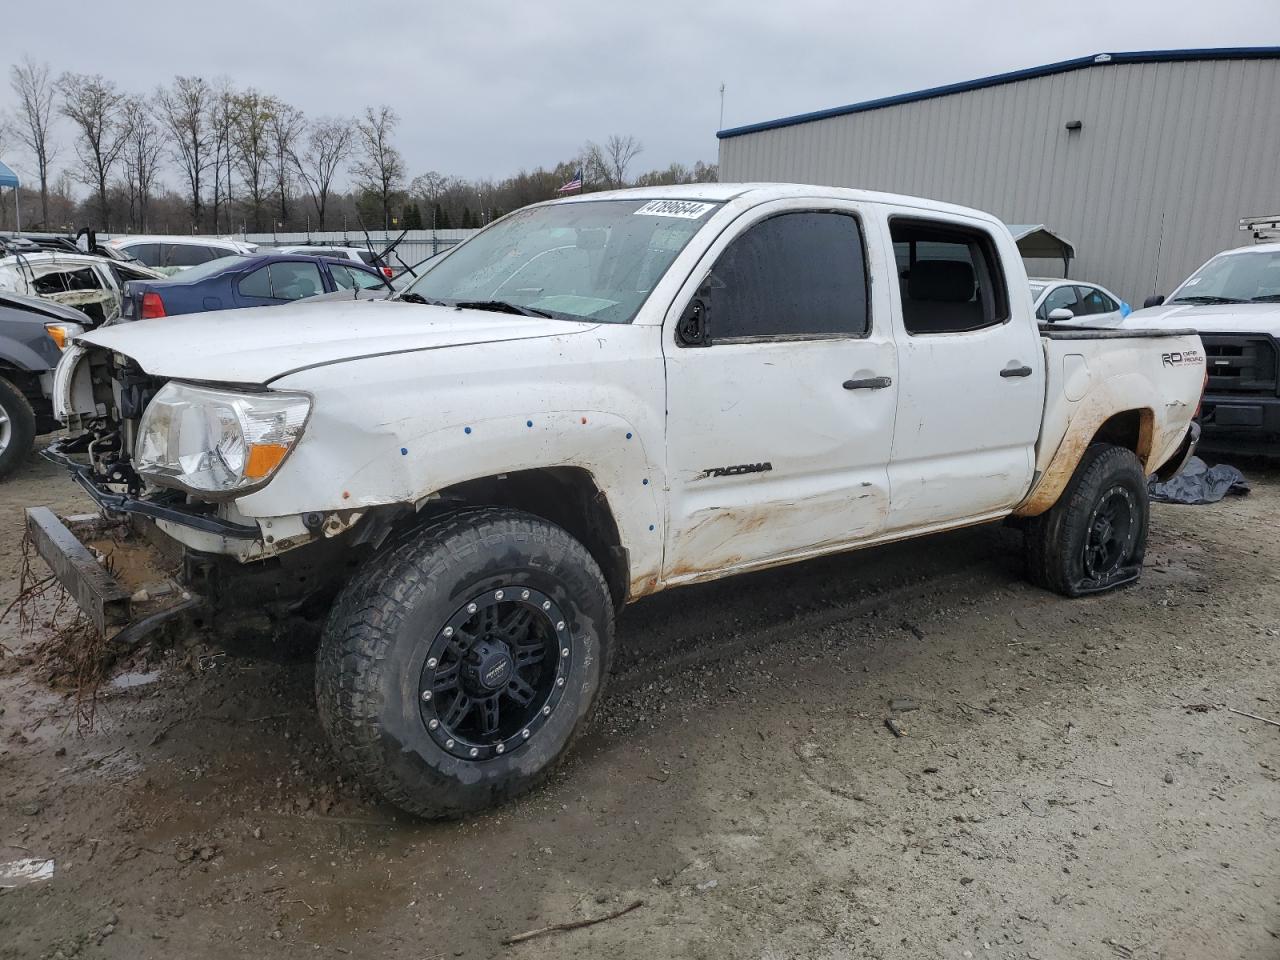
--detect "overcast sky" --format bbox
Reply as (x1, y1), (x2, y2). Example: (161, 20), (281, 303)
(4, 0), (1279, 188)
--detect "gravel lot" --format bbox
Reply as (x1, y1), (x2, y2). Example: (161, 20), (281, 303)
(1, 452), (1277, 960)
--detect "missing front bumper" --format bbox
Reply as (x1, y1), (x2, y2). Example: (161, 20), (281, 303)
(24, 507), (203, 643)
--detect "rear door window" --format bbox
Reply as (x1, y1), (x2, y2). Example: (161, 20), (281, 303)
(890, 218), (1008, 334)
(166, 244), (218, 267)
(121, 242), (162, 266)
(269, 261), (325, 300)
(701, 211), (869, 342)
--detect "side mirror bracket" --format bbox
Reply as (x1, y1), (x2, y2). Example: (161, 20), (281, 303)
(677, 295), (710, 347)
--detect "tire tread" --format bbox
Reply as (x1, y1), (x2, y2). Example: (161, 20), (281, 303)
(316, 506), (613, 818)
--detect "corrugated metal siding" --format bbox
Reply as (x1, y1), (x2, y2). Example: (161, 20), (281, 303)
(719, 59), (1280, 303)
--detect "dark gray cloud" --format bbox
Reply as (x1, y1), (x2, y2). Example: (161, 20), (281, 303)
(3, 0), (1277, 186)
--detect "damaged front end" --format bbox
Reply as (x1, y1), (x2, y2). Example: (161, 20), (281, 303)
(27, 344), (378, 646)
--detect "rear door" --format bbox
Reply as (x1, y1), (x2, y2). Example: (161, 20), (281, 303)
(882, 212), (1043, 530)
(662, 200), (898, 580)
(234, 260), (328, 307)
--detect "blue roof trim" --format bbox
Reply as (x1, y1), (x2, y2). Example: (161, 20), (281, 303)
(717, 47), (1280, 139)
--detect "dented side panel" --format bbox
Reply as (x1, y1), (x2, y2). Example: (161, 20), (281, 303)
(244, 323), (669, 593)
(1014, 334), (1203, 515)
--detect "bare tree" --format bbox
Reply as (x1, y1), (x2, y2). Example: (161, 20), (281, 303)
(293, 116), (352, 230)
(156, 75), (213, 228)
(208, 78), (237, 233)
(410, 171), (447, 228)
(352, 105), (405, 229)
(603, 134), (642, 188)
(9, 57), (59, 227)
(230, 90), (276, 232)
(579, 141), (609, 189)
(120, 97), (165, 230)
(57, 72), (131, 229)
(267, 101), (306, 225)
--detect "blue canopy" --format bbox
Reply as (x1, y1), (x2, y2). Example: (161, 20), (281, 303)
(0, 160), (18, 189)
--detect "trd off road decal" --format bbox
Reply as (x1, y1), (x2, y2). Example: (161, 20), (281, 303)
(1162, 349), (1205, 368)
(696, 462), (773, 480)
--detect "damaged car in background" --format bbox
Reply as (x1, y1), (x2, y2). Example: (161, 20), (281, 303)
(30, 184), (1204, 819)
(0, 239), (165, 325)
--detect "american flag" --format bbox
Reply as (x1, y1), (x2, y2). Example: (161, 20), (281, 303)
(556, 169), (583, 193)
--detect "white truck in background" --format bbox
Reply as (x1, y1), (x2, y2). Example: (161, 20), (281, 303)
(34, 184), (1203, 818)
(1125, 235), (1280, 454)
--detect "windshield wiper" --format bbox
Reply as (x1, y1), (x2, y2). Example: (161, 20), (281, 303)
(398, 292), (447, 305)
(1250, 294), (1280, 302)
(454, 299), (554, 319)
(1170, 294), (1246, 304)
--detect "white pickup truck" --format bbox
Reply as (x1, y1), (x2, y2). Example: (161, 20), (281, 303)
(32, 184), (1203, 818)
(1124, 240), (1280, 454)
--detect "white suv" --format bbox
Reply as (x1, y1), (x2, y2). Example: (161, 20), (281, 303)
(106, 236), (257, 275)
(276, 245), (393, 279)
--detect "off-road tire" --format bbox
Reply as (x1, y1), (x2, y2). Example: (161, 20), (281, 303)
(316, 507), (615, 819)
(0, 376), (37, 481)
(1024, 443), (1149, 598)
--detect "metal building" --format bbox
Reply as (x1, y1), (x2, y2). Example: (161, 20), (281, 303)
(717, 48), (1280, 303)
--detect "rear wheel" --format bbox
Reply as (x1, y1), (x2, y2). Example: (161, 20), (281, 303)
(316, 507), (614, 818)
(0, 376), (36, 481)
(1024, 443), (1149, 597)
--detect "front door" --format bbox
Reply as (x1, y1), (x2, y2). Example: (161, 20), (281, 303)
(883, 213), (1043, 530)
(662, 202), (898, 582)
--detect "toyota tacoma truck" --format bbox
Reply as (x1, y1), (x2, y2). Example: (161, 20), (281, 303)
(31, 184), (1202, 818)
(1125, 239), (1280, 454)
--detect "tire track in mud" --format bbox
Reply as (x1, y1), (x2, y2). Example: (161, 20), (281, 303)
(612, 563), (1002, 693)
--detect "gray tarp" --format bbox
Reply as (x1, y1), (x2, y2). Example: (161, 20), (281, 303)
(1149, 457), (1249, 505)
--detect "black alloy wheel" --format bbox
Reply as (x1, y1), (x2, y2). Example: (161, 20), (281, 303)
(418, 586), (571, 761)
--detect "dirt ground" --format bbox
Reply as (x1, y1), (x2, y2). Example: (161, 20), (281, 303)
(0, 451), (1277, 960)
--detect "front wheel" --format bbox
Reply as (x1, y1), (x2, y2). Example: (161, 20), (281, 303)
(0, 376), (37, 481)
(316, 507), (614, 819)
(1024, 443), (1149, 597)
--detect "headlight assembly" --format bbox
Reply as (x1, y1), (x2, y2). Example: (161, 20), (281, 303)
(134, 382), (311, 496)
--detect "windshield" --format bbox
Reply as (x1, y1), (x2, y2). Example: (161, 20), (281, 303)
(168, 255), (248, 282)
(1170, 250), (1280, 303)
(404, 198), (722, 323)
(1028, 282), (1047, 301)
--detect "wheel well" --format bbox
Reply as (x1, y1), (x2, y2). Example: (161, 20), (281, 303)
(425, 467), (629, 608)
(1091, 408), (1154, 464)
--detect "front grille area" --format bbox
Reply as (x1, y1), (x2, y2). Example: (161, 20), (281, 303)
(1202, 334), (1279, 397)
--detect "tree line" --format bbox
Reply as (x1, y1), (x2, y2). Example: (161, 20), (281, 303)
(0, 56), (717, 236)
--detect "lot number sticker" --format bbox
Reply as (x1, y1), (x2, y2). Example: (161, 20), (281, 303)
(634, 200), (715, 219)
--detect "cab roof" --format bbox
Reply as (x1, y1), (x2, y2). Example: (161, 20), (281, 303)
(549, 182), (1004, 226)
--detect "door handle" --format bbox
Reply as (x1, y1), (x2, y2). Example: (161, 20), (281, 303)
(1000, 365), (1033, 379)
(843, 376), (892, 390)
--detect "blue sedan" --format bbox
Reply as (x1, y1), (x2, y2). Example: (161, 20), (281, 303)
(120, 252), (392, 320)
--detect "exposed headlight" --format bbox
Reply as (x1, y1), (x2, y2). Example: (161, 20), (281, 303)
(135, 382), (311, 495)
